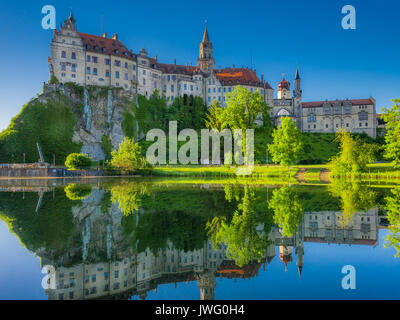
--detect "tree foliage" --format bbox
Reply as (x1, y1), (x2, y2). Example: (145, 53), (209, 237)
(382, 99), (400, 168)
(268, 117), (302, 168)
(0, 97), (82, 164)
(329, 129), (378, 177)
(64, 184), (93, 200)
(110, 137), (148, 172)
(65, 153), (92, 169)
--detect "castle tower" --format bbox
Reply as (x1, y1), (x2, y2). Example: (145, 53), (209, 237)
(277, 75), (291, 99)
(197, 24), (215, 74)
(64, 10), (77, 31)
(294, 67), (302, 98)
(197, 271), (217, 300)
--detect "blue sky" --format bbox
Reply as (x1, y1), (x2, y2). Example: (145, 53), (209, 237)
(0, 0), (399, 130)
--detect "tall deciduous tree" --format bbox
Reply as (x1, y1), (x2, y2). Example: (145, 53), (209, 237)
(383, 99), (400, 168)
(329, 129), (377, 177)
(268, 117), (302, 172)
(384, 187), (400, 257)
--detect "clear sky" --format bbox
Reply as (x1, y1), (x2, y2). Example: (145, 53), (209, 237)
(0, 0), (399, 131)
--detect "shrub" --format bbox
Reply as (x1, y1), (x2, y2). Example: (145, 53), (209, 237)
(65, 153), (92, 169)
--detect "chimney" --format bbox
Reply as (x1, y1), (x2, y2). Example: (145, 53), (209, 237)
(102, 33), (107, 38)
(155, 55), (158, 61)
(112, 34), (118, 40)
(261, 74), (264, 81)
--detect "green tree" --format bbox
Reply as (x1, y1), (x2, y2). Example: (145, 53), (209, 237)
(223, 86), (270, 131)
(65, 153), (92, 169)
(384, 187), (400, 257)
(110, 181), (148, 216)
(268, 117), (302, 172)
(110, 137), (147, 172)
(382, 99), (400, 168)
(268, 186), (303, 237)
(205, 100), (224, 131)
(329, 129), (377, 177)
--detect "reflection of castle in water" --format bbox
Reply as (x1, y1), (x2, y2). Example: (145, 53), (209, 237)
(44, 190), (380, 300)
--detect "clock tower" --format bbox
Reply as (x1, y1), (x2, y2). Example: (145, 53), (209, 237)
(197, 24), (215, 74)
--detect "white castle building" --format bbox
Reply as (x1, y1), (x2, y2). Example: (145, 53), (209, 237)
(49, 12), (376, 138)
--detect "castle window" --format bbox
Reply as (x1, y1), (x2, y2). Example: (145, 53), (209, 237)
(105, 59), (110, 65)
(163, 85), (166, 92)
(94, 45), (98, 51)
(61, 51), (66, 58)
(106, 70), (110, 77)
(71, 52), (76, 59)
(323, 107), (330, 115)
(125, 73), (128, 80)
(71, 74), (76, 78)
(365, 122), (368, 127)
(61, 73), (66, 77)
(344, 106), (351, 114)
(102, 47), (106, 53)
(142, 70), (146, 75)
(93, 57), (98, 63)
(190, 85), (193, 91)
(115, 71), (119, 78)
(125, 62), (128, 68)
(359, 111), (368, 121)
(143, 78), (146, 85)
(115, 49), (119, 54)
(61, 63), (66, 71)
(325, 124), (328, 128)
(115, 60), (121, 67)
(86, 67), (91, 74)
(133, 65), (136, 71)
(308, 113), (316, 122)
(87, 55), (91, 62)
(93, 68), (97, 75)
(71, 64), (76, 72)
(171, 84), (174, 92)
(172, 75), (176, 81)
(334, 107), (341, 114)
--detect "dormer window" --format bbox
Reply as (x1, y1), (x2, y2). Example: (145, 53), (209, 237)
(102, 47), (106, 53)
(94, 45), (99, 51)
(114, 49), (119, 54)
(86, 44), (90, 50)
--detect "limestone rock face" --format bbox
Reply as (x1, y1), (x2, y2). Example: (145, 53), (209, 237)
(43, 83), (132, 161)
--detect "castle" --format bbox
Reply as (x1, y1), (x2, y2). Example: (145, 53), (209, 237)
(49, 12), (376, 138)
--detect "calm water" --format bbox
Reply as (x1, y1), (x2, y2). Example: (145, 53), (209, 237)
(0, 177), (399, 300)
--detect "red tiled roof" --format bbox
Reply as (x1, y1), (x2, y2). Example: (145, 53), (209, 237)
(302, 98), (375, 108)
(78, 32), (135, 61)
(278, 77), (290, 90)
(215, 67), (271, 89)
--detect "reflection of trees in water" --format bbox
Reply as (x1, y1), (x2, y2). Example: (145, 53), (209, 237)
(109, 182), (149, 216)
(384, 187), (400, 257)
(64, 184), (92, 200)
(328, 179), (376, 227)
(268, 186), (303, 237)
(207, 184), (273, 267)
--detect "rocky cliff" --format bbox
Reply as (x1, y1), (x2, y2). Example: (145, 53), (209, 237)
(42, 83), (133, 161)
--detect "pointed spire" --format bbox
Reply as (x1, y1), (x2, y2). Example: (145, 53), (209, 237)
(295, 67), (300, 80)
(298, 266), (303, 278)
(202, 21), (210, 42)
(68, 9), (75, 22)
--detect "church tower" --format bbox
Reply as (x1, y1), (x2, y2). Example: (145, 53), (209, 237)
(294, 67), (302, 98)
(197, 24), (215, 74)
